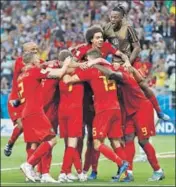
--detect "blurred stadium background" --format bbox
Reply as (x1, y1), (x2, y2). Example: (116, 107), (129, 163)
(0, 0), (175, 186)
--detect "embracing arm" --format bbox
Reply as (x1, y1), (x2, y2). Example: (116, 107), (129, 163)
(130, 42), (141, 65)
(93, 65), (123, 82)
(63, 74), (81, 84)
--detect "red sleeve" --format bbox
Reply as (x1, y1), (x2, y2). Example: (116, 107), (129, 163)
(105, 42), (117, 55)
(10, 57), (24, 99)
(74, 46), (89, 60)
(75, 68), (99, 81)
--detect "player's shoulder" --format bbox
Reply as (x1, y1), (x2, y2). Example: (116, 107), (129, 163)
(103, 22), (113, 32)
(103, 41), (112, 47)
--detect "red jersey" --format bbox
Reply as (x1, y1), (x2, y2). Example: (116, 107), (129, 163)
(59, 69), (84, 111)
(41, 61), (60, 107)
(74, 42), (117, 61)
(17, 66), (49, 118)
(76, 67), (120, 114)
(10, 57), (25, 99)
(118, 69), (148, 116)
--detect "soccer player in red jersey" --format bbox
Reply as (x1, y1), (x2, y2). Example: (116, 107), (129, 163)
(63, 48), (129, 182)
(71, 25), (130, 179)
(56, 50), (87, 182)
(18, 52), (70, 183)
(4, 42), (39, 157)
(91, 62), (165, 182)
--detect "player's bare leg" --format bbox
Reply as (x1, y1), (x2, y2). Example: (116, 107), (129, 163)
(4, 119), (23, 157)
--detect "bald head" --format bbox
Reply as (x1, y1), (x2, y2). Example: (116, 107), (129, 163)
(23, 42), (39, 54)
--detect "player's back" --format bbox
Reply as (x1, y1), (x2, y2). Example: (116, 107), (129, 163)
(59, 77), (84, 112)
(118, 68), (149, 116)
(78, 67), (120, 114)
(17, 66), (45, 117)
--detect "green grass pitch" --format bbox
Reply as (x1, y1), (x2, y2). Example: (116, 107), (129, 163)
(1, 135), (175, 186)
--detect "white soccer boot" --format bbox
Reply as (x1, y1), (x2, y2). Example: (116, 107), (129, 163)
(41, 173), (59, 183)
(58, 173), (73, 183)
(20, 163), (36, 182)
(78, 172), (88, 182)
(67, 173), (78, 180)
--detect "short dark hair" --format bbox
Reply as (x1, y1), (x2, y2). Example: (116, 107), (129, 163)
(112, 6), (125, 17)
(58, 49), (73, 62)
(85, 25), (104, 44)
(86, 48), (102, 59)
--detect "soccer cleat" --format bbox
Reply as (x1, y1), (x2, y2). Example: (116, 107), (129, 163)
(157, 112), (170, 121)
(121, 173), (134, 182)
(78, 172), (88, 182)
(20, 163), (36, 182)
(41, 173), (59, 183)
(148, 170), (165, 181)
(88, 171), (97, 180)
(111, 161), (129, 182)
(4, 144), (13, 157)
(34, 172), (41, 181)
(67, 173), (78, 180)
(58, 173), (73, 183)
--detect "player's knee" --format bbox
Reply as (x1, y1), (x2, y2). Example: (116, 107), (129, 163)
(68, 137), (78, 148)
(138, 138), (149, 148)
(93, 139), (101, 151)
(16, 118), (23, 129)
(50, 137), (57, 147)
(109, 138), (121, 150)
(125, 133), (135, 142)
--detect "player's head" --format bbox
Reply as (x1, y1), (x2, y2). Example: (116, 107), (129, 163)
(110, 6), (125, 29)
(22, 52), (40, 65)
(85, 25), (104, 48)
(86, 48), (102, 61)
(23, 42), (39, 55)
(58, 49), (73, 66)
(58, 49), (73, 62)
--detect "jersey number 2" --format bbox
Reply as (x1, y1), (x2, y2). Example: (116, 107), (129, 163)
(18, 82), (25, 103)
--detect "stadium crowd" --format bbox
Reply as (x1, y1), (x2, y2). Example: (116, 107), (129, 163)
(1, 1), (175, 95)
(1, 0), (175, 184)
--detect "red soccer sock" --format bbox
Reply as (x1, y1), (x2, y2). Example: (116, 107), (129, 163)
(91, 148), (100, 172)
(41, 149), (52, 174)
(27, 141), (52, 167)
(98, 144), (123, 167)
(83, 144), (92, 172)
(26, 148), (35, 160)
(149, 95), (161, 113)
(73, 149), (82, 174)
(61, 147), (74, 174)
(8, 126), (23, 145)
(114, 146), (127, 161)
(143, 142), (160, 171)
(124, 141), (135, 170)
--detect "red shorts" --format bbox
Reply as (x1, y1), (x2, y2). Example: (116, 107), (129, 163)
(92, 109), (123, 139)
(58, 109), (83, 138)
(124, 116), (135, 135)
(126, 100), (155, 140)
(8, 101), (23, 123)
(45, 103), (58, 134)
(22, 113), (55, 143)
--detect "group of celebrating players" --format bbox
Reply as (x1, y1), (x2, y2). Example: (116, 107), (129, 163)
(4, 5), (169, 183)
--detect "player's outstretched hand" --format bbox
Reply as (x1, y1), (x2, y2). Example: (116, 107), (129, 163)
(157, 112), (171, 121)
